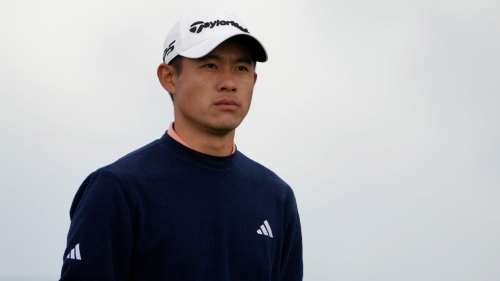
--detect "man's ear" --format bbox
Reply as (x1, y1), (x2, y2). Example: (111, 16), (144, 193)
(254, 73), (258, 84)
(157, 63), (177, 94)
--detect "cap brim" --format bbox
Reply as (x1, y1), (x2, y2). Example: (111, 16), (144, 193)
(179, 33), (268, 62)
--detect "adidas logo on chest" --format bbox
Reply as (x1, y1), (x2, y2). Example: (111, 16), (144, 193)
(256, 220), (273, 238)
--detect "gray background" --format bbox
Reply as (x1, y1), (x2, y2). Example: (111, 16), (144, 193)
(1, 0), (499, 280)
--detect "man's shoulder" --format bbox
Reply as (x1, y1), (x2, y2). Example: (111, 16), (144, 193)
(97, 138), (166, 178)
(237, 151), (291, 190)
(236, 151), (298, 214)
(115, 139), (162, 162)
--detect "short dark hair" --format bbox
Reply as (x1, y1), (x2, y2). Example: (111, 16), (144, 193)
(167, 56), (183, 102)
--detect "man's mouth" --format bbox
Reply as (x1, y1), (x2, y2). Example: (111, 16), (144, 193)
(215, 99), (237, 105)
(214, 99), (239, 110)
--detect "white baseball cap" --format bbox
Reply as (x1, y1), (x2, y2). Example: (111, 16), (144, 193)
(162, 9), (268, 64)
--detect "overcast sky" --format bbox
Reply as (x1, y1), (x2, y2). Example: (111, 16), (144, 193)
(1, 0), (499, 280)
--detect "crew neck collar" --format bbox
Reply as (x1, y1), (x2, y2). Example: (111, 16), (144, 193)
(159, 132), (238, 170)
(167, 122), (236, 155)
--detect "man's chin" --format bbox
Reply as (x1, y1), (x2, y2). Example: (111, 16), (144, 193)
(208, 121), (242, 136)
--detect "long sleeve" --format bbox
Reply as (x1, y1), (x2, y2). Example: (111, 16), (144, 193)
(59, 134), (303, 280)
(280, 190), (303, 280)
(60, 170), (135, 281)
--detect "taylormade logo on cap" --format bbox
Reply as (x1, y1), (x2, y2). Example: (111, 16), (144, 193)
(189, 20), (249, 34)
(162, 9), (268, 64)
(164, 40), (175, 58)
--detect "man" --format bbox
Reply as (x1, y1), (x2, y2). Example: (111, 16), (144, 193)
(60, 9), (302, 280)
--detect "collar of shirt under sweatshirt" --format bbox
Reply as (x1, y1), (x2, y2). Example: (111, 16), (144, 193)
(167, 122), (236, 155)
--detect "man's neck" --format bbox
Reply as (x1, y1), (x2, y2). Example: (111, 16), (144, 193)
(172, 120), (235, 157)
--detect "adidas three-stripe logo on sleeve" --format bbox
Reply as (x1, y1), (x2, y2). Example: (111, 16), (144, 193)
(66, 243), (81, 260)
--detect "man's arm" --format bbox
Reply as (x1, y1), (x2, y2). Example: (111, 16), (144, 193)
(60, 170), (134, 280)
(280, 189), (303, 280)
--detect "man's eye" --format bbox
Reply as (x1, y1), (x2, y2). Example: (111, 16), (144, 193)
(205, 63), (217, 69)
(236, 66), (248, 71)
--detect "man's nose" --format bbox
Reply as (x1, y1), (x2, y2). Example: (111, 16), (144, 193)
(216, 69), (236, 93)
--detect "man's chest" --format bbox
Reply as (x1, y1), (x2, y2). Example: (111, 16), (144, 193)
(128, 181), (284, 279)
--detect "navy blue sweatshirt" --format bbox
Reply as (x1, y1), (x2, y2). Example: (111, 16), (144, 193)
(61, 132), (302, 280)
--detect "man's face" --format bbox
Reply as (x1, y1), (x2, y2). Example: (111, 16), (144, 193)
(172, 39), (257, 135)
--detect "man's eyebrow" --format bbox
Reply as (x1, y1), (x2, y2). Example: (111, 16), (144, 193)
(196, 54), (252, 64)
(236, 57), (252, 64)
